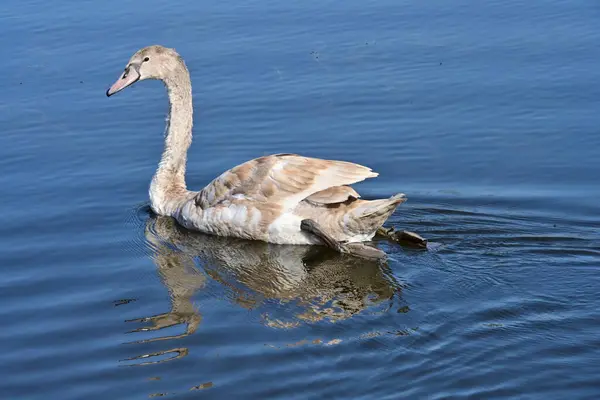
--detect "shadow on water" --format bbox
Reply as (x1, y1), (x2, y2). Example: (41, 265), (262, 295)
(122, 207), (403, 366)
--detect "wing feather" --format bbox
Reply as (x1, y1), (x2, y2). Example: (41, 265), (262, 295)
(304, 186), (360, 205)
(194, 154), (376, 210)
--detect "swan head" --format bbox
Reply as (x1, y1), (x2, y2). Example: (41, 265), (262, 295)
(106, 45), (185, 97)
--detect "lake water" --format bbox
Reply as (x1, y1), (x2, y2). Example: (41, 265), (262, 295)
(1, 0), (600, 398)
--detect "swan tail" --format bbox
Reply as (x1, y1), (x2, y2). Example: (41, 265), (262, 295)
(345, 193), (407, 240)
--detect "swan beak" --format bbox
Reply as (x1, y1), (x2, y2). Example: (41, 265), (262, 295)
(106, 65), (140, 97)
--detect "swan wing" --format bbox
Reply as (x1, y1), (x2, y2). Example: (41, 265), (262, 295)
(194, 154), (377, 211)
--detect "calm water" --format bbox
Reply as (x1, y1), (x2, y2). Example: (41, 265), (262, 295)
(1, 0), (600, 398)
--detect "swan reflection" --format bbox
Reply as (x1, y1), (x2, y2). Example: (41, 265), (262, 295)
(124, 214), (401, 365)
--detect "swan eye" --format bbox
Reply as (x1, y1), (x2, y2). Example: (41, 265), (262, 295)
(143, 57), (150, 62)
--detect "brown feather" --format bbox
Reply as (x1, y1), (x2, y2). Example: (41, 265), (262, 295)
(194, 154), (376, 212)
(305, 186), (360, 205)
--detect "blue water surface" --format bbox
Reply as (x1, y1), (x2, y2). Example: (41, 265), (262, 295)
(1, 0), (599, 398)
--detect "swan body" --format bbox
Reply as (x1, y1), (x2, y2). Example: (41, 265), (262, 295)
(107, 45), (406, 246)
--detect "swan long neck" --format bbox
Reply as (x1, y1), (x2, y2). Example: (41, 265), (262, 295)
(150, 62), (194, 215)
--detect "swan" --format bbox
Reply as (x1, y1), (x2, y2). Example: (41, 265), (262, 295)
(106, 45), (409, 257)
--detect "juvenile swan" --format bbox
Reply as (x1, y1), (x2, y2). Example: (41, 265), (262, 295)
(106, 45), (407, 252)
